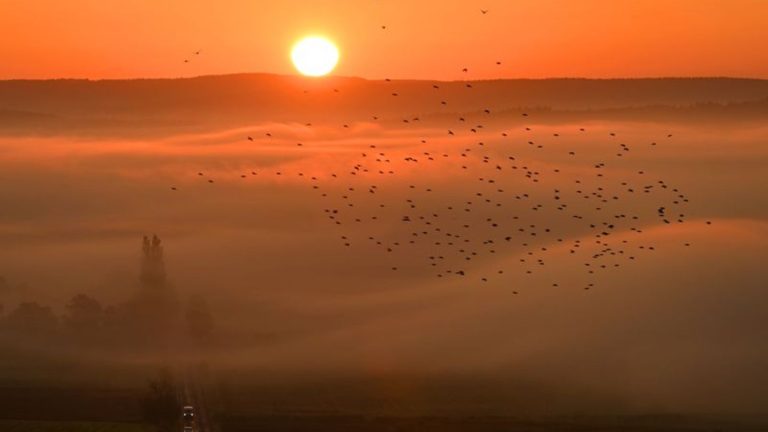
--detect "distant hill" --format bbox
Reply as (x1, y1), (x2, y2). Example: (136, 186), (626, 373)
(0, 74), (766, 136)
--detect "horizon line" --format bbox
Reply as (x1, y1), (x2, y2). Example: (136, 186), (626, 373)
(1, 72), (767, 83)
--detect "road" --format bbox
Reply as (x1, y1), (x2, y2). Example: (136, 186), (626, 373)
(180, 367), (216, 432)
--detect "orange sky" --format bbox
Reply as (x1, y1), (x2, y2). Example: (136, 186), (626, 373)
(1, 0), (767, 80)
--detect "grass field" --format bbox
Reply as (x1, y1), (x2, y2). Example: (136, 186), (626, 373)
(0, 386), (145, 423)
(217, 414), (768, 432)
(0, 420), (155, 432)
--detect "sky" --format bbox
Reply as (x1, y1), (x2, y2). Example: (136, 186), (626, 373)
(1, 0), (767, 80)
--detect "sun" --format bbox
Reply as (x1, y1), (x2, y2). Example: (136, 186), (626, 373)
(291, 36), (339, 77)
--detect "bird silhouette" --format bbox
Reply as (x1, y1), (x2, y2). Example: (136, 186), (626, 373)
(181, 40), (700, 297)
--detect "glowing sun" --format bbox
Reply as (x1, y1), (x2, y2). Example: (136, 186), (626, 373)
(291, 36), (339, 77)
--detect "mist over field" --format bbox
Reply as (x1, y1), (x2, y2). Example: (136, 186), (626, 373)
(0, 76), (767, 429)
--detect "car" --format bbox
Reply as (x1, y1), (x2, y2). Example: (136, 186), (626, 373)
(182, 405), (195, 422)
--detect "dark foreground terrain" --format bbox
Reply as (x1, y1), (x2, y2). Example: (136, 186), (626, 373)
(218, 414), (768, 432)
(0, 385), (151, 431)
(2, 382), (767, 431)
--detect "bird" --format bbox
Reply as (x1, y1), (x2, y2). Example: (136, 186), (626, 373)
(183, 51), (698, 297)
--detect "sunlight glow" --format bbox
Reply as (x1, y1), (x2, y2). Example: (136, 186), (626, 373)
(291, 36), (339, 77)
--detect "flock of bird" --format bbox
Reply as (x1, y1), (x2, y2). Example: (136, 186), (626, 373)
(178, 99), (703, 293)
(174, 8), (707, 293)
(317, 125), (694, 292)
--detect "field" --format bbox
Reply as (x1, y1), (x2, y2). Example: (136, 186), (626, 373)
(217, 414), (768, 432)
(0, 420), (153, 432)
(0, 383), (152, 432)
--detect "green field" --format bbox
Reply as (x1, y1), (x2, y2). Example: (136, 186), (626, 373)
(0, 420), (155, 432)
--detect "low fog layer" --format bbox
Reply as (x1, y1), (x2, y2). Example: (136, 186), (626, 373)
(0, 76), (767, 416)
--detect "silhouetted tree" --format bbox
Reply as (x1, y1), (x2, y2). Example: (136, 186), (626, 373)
(2, 302), (58, 337)
(141, 234), (167, 288)
(141, 369), (180, 432)
(64, 294), (104, 340)
(133, 235), (180, 346)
